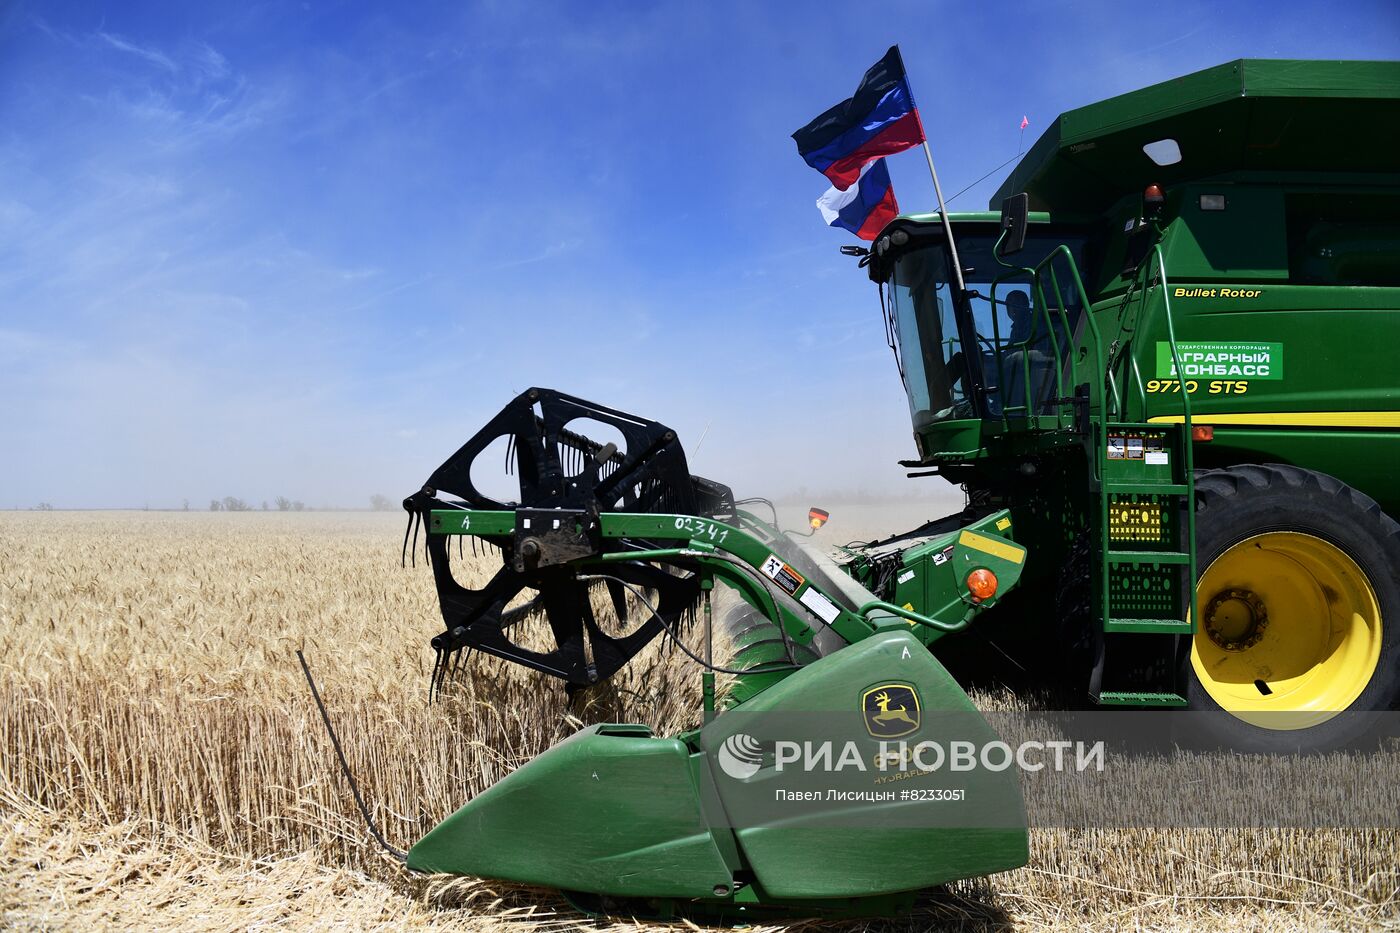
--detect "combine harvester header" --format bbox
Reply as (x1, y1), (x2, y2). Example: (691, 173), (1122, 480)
(400, 387), (1029, 920)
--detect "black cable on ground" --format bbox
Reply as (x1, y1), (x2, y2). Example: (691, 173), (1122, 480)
(296, 649), (409, 863)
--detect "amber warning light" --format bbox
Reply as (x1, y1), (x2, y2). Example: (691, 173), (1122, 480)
(966, 568), (999, 603)
(808, 507), (830, 530)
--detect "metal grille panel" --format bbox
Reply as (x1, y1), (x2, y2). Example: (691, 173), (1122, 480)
(1109, 563), (1182, 618)
(1108, 494), (1173, 547)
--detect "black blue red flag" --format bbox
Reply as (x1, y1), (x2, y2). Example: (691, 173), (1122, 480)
(791, 46), (925, 190)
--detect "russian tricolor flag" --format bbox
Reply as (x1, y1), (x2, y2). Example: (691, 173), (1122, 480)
(791, 46), (925, 191)
(816, 158), (898, 240)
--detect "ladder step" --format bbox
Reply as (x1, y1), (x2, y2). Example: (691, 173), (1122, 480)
(1104, 617), (1193, 634)
(1105, 483), (1189, 495)
(1107, 550), (1191, 565)
(1096, 691), (1188, 708)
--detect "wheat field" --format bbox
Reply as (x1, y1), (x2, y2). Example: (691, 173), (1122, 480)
(2, 511), (1398, 931)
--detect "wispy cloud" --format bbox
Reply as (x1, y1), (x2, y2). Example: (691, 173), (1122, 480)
(343, 273), (434, 314)
(488, 239), (584, 270)
(98, 31), (178, 72)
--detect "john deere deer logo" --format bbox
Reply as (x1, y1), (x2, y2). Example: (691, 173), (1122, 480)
(862, 683), (922, 738)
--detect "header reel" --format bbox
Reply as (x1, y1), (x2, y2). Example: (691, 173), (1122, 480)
(403, 388), (735, 693)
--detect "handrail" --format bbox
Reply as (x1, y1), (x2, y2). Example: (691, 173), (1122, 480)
(1153, 246), (1192, 431)
(1037, 246), (1119, 420)
(1116, 252), (1157, 421)
(979, 239), (1119, 437)
(1112, 241), (1202, 423)
(857, 599), (972, 632)
(985, 278), (1011, 427)
(1153, 243), (1198, 634)
(1127, 355), (1148, 422)
(1033, 268), (1071, 422)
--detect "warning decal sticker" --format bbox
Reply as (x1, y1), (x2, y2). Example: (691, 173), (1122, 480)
(761, 554), (805, 595)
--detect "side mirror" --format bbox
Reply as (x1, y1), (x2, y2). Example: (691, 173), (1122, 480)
(997, 192), (1029, 257)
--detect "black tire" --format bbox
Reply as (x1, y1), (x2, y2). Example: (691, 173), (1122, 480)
(1184, 464), (1400, 752)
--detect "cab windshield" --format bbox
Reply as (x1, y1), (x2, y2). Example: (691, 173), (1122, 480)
(887, 232), (1089, 425)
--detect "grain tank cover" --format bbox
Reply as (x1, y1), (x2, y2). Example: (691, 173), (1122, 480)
(992, 59), (1400, 213)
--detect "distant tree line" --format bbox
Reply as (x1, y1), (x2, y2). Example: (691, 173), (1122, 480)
(208, 497), (306, 511)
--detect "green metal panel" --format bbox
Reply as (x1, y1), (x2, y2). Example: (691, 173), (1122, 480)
(912, 416), (989, 463)
(407, 622), (1027, 910)
(697, 630), (1028, 898)
(992, 60), (1400, 212)
(1128, 273), (1400, 515)
(1132, 282), (1400, 416)
(1161, 185), (1290, 281)
(1194, 428), (1400, 517)
(883, 510), (1026, 646)
(407, 725), (733, 896)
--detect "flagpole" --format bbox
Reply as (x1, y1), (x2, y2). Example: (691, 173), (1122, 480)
(919, 138), (967, 294)
(895, 45), (966, 294)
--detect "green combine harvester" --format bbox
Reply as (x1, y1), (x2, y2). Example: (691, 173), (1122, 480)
(394, 60), (1400, 920)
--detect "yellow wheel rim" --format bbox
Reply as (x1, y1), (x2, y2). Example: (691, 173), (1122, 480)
(1191, 531), (1381, 730)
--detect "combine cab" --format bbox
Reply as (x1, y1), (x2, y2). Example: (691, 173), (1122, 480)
(383, 60), (1400, 918)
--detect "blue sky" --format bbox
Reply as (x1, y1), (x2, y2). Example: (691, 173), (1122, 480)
(3, 1), (1398, 508)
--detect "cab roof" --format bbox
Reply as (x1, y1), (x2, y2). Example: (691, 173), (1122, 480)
(991, 59), (1400, 213)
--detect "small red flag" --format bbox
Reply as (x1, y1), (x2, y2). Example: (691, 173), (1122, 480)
(1020, 115), (1029, 130)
